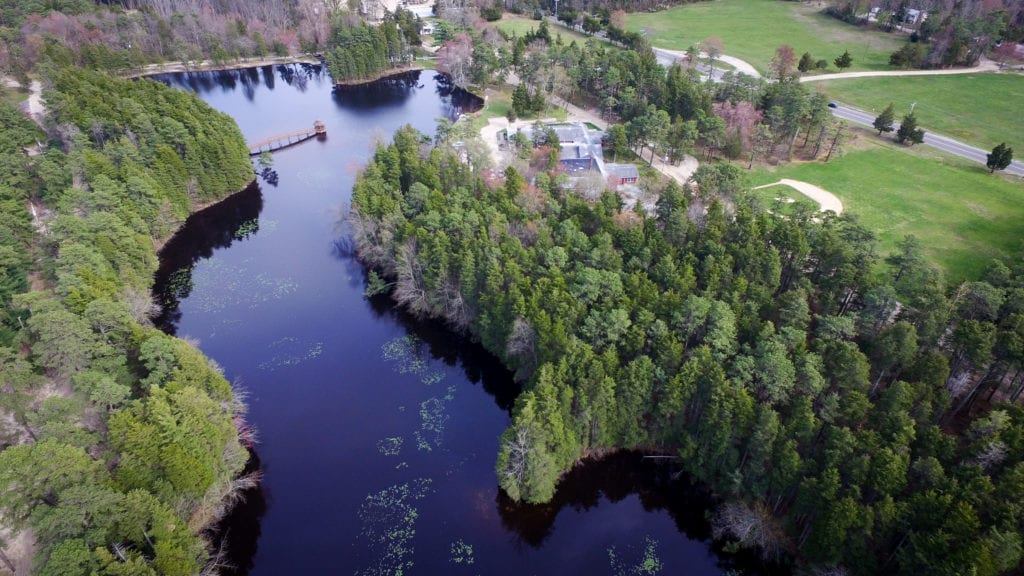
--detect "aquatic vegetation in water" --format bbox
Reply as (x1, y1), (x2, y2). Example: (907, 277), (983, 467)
(377, 436), (404, 456)
(415, 390), (453, 452)
(420, 369), (444, 386)
(380, 336), (445, 385)
(449, 539), (475, 565)
(381, 336), (427, 374)
(190, 259), (298, 313)
(256, 336), (324, 370)
(164, 267), (194, 300)
(608, 536), (663, 576)
(357, 478), (433, 576)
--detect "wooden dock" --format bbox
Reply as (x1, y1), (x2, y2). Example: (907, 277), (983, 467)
(248, 120), (326, 156)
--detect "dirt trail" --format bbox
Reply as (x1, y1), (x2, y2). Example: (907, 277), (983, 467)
(802, 58), (1001, 82)
(754, 178), (844, 214)
(122, 55), (321, 78)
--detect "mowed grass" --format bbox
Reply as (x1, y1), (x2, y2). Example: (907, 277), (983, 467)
(746, 140), (1024, 282)
(495, 15), (606, 46)
(627, 0), (903, 73)
(816, 73), (1024, 151)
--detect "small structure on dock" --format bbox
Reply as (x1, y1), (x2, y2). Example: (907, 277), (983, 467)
(248, 121), (327, 156)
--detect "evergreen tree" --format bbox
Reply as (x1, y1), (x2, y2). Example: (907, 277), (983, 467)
(873, 102), (896, 136)
(987, 142), (1014, 173)
(896, 112), (925, 145)
(834, 49), (853, 70)
(798, 52), (815, 73)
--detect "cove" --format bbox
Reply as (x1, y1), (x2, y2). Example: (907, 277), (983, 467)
(151, 64), (770, 575)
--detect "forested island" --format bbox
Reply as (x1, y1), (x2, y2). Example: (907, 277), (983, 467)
(1, 0), (1023, 573)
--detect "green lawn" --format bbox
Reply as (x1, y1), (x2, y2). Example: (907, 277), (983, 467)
(746, 140), (1024, 282)
(494, 15), (607, 46)
(627, 0), (904, 73)
(817, 73), (1024, 152)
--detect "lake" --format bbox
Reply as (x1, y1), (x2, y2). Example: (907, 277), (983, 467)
(152, 64), (766, 575)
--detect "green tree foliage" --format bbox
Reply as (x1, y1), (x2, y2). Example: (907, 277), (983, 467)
(833, 49), (853, 70)
(896, 112), (925, 145)
(987, 142), (1014, 173)
(324, 13), (415, 83)
(797, 52), (815, 73)
(352, 125), (1024, 575)
(873, 102), (896, 135)
(0, 68), (250, 575)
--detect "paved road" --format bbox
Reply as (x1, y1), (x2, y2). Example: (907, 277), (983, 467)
(829, 103), (1024, 177)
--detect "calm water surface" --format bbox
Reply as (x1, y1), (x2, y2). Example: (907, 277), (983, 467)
(152, 65), (763, 576)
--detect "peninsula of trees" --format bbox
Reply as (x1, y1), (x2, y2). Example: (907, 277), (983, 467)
(354, 125), (1024, 576)
(0, 68), (253, 575)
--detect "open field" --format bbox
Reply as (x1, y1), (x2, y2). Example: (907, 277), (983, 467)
(495, 15), (608, 46)
(627, 0), (904, 73)
(746, 138), (1024, 281)
(815, 73), (1024, 151)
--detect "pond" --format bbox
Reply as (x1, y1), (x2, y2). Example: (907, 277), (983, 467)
(152, 64), (766, 576)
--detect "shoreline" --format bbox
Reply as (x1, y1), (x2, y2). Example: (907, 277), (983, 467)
(153, 176), (259, 255)
(332, 65), (428, 86)
(122, 55), (322, 79)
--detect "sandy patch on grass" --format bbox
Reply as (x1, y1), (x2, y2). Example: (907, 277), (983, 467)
(754, 178), (843, 214)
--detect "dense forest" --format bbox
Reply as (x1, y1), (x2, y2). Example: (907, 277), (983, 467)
(0, 0), (328, 80)
(0, 68), (253, 575)
(324, 11), (421, 82)
(352, 126), (1024, 575)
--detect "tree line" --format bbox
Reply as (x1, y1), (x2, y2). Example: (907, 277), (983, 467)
(352, 124), (1024, 575)
(0, 0), (333, 81)
(0, 67), (254, 575)
(324, 10), (420, 83)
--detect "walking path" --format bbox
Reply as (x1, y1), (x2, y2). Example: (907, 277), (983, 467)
(2, 77), (44, 128)
(121, 55), (321, 78)
(653, 47), (762, 79)
(801, 57), (1001, 82)
(753, 179), (844, 214)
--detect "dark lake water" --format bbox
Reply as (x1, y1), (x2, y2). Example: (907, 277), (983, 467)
(151, 65), (768, 576)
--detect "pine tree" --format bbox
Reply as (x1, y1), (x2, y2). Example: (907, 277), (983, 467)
(798, 52), (815, 73)
(987, 142), (1013, 173)
(873, 103), (895, 135)
(834, 49), (853, 70)
(895, 112), (925, 145)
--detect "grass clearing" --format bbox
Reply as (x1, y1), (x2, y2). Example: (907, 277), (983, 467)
(0, 86), (29, 108)
(746, 137), (1024, 281)
(627, 0), (903, 73)
(816, 73), (1024, 151)
(494, 15), (609, 46)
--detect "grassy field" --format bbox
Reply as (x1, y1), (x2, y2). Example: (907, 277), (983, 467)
(816, 73), (1024, 151)
(627, 0), (904, 73)
(746, 138), (1024, 282)
(494, 15), (607, 46)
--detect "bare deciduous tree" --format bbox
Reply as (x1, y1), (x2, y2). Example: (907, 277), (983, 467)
(712, 500), (789, 561)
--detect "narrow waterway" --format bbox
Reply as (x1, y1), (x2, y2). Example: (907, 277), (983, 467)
(152, 64), (764, 575)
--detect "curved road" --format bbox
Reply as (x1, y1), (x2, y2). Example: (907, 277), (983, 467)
(829, 103), (1024, 176)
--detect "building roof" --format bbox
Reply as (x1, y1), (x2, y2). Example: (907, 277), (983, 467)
(605, 163), (640, 179)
